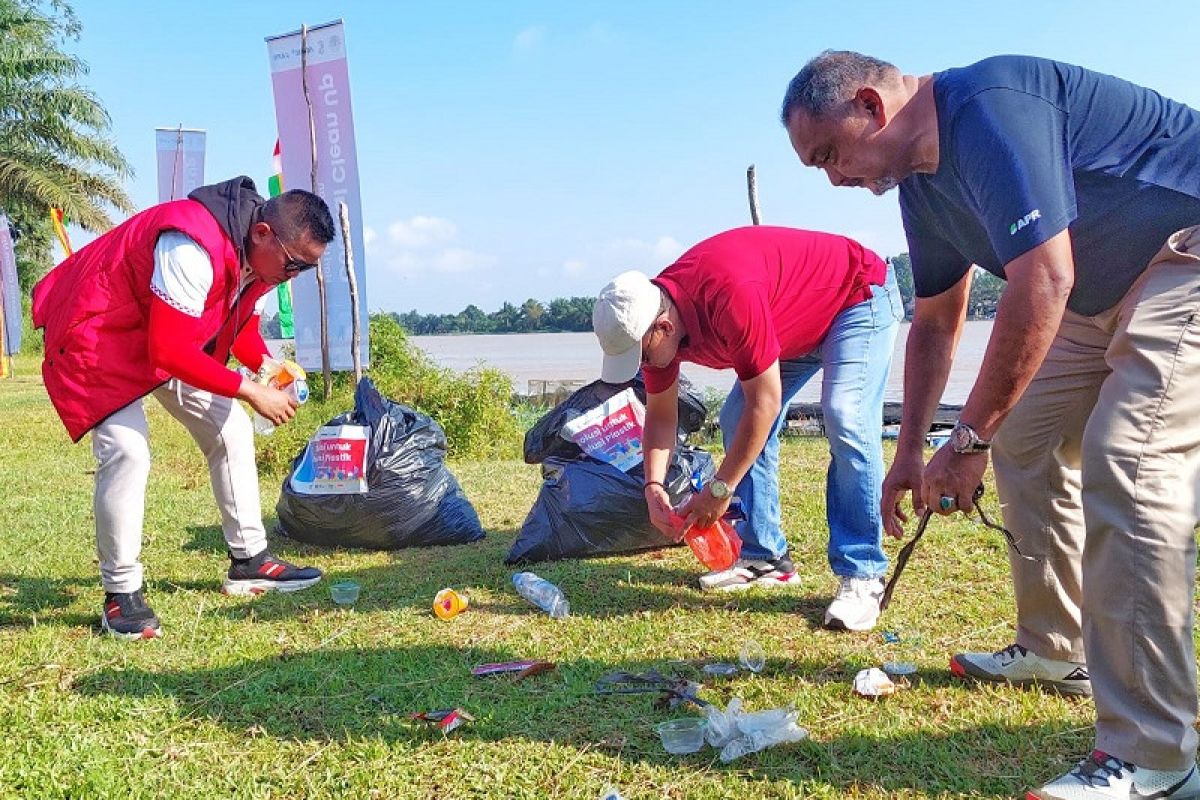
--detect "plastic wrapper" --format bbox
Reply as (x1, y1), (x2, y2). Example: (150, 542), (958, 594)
(853, 667), (897, 698)
(276, 377), (485, 550)
(703, 698), (809, 762)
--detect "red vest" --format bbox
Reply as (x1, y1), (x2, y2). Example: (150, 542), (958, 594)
(32, 200), (272, 442)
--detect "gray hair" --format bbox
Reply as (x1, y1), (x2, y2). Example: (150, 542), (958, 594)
(780, 50), (899, 124)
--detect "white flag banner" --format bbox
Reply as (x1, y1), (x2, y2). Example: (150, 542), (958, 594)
(266, 19), (370, 370)
(155, 127), (206, 203)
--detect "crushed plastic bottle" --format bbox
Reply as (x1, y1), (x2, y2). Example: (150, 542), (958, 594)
(512, 571), (570, 619)
(703, 697), (808, 763)
(251, 357), (309, 435)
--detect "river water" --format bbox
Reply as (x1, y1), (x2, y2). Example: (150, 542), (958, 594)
(410, 320), (994, 405)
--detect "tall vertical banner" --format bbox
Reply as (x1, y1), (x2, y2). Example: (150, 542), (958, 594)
(155, 127), (207, 203)
(265, 20), (370, 370)
(0, 214), (21, 373)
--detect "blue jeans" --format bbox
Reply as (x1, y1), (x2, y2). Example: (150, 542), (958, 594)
(719, 267), (901, 578)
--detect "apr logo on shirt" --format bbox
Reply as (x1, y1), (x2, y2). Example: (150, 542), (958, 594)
(1009, 209), (1041, 235)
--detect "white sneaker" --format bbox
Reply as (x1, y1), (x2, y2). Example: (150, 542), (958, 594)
(823, 576), (884, 631)
(951, 643), (1092, 696)
(1028, 750), (1200, 799)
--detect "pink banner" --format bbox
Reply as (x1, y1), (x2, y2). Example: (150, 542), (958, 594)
(155, 128), (206, 203)
(266, 20), (370, 370)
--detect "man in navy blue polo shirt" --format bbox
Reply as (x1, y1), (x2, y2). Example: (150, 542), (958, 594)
(781, 52), (1200, 799)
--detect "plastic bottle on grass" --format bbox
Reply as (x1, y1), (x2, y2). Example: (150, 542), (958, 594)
(512, 572), (570, 619)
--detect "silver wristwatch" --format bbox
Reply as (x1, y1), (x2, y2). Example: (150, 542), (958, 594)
(949, 421), (990, 454)
(707, 478), (731, 499)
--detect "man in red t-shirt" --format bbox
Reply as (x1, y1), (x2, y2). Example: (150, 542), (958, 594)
(593, 226), (902, 630)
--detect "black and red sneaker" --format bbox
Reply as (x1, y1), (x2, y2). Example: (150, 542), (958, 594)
(101, 589), (162, 640)
(222, 550), (323, 596)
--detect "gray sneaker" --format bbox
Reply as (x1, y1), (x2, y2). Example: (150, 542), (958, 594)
(698, 553), (797, 592)
(951, 643), (1092, 696)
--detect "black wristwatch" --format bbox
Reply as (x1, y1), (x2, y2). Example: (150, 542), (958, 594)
(949, 421), (990, 454)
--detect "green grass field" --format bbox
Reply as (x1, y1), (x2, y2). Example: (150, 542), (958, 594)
(0, 356), (1105, 798)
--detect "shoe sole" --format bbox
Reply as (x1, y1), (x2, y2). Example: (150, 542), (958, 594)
(822, 612), (879, 632)
(699, 573), (799, 593)
(222, 576), (323, 596)
(100, 614), (162, 640)
(949, 656), (1093, 697)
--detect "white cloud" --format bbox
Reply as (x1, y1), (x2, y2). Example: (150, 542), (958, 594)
(363, 225), (377, 248)
(513, 25), (547, 53)
(386, 215), (457, 248)
(371, 214), (494, 281)
(606, 234), (685, 268)
(651, 235), (684, 261)
(562, 259), (587, 277)
(434, 248), (496, 274)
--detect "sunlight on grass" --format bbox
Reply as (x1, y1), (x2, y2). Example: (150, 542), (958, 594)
(0, 355), (1106, 798)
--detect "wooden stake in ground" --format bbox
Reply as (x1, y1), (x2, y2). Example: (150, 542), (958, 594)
(301, 23), (332, 398)
(747, 164), (761, 225)
(339, 201), (362, 383)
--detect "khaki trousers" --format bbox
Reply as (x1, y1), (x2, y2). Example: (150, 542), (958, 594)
(91, 380), (268, 594)
(990, 225), (1200, 769)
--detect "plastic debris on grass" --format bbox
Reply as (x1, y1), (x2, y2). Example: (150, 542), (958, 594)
(853, 667), (897, 698)
(410, 707), (475, 733)
(471, 660), (556, 680)
(703, 698), (809, 762)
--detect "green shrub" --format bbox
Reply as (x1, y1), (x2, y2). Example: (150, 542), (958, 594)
(255, 314), (522, 475)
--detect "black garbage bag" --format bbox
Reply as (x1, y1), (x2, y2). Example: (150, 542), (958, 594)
(523, 374), (708, 464)
(505, 446), (715, 564)
(276, 377), (485, 550)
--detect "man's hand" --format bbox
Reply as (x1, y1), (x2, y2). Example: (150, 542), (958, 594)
(921, 445), (988, 516)
(881, 447), (926, 538)
(238, 378), (298, 426)
(682, 484), (732, 531)
(645, 484), (683, 540)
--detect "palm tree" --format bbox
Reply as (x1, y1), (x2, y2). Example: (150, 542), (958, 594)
(0, 0), (132, 236)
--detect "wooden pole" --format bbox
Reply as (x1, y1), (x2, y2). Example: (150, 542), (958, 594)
(300, 23), (332, 398)
(339, 201), (362, 383)
(746, 164), (761, 225)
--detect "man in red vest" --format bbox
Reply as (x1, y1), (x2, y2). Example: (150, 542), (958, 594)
(32, 176), (334, 640)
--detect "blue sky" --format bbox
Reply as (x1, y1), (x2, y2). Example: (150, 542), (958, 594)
(66, 1), (1199, 315)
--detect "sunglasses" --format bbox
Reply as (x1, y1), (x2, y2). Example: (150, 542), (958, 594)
(271, 229), (320, 275)
(879, 484), (1038, 612)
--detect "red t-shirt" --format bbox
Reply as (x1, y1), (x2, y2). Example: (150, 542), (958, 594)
(643, 226), (887, 394)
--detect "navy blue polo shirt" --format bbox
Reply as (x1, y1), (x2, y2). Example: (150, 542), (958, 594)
(900, 55), (1200, 315)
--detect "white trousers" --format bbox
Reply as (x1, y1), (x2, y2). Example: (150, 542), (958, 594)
(91, 380), (268, 593)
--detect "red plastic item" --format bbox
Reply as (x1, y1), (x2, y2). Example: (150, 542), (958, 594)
(672, 514), (742, 571)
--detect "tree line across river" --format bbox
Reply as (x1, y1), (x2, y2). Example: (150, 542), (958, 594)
(261, 254), (1008, 338)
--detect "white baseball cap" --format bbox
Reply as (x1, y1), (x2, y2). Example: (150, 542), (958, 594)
(592, 270), (662, 383)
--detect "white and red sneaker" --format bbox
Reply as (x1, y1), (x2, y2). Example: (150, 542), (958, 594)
(698, 552), (798, 592)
